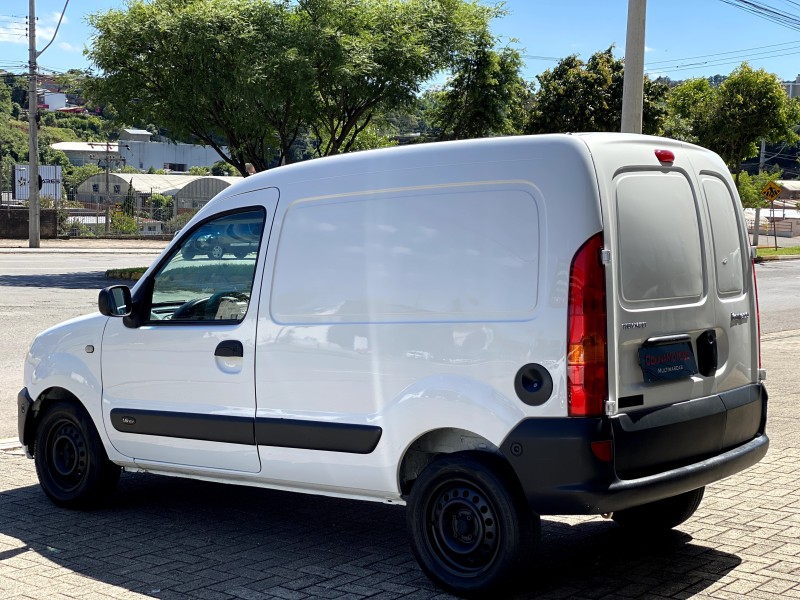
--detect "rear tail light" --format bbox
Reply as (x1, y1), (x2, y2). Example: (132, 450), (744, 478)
(567, 233), (608, 417)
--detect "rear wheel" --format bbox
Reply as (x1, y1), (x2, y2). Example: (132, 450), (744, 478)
(612, 487), (705, 532)
(34, 401), (120, 509)
(208, 244), (225, 260)
(407, 453), (539, 597)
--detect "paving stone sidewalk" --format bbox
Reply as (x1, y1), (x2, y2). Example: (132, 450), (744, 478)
(1, 333), (798, 600)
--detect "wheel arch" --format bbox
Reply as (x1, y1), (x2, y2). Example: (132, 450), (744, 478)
(24, 386), (86, 456)
(398, 428), (522, 497)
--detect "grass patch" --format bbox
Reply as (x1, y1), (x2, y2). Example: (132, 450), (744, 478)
(105, 267), (147, 280)
(756, 246), (800, 258)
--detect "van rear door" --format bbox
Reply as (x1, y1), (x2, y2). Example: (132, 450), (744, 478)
(588, 138), (756, 413)
(584, 137), (761, 479)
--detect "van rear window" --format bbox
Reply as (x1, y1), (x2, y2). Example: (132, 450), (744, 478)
(271, 188), (540, 323)
(702, 176), (745, 296)
(615, 172), (704, 305)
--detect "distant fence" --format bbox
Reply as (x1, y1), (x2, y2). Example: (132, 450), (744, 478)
(745, 217), (800, 238)
(1, 192), (194, 239)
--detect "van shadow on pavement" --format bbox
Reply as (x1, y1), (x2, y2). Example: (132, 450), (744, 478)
(0, 468), (741, 599)
(0, 272), (128, 290)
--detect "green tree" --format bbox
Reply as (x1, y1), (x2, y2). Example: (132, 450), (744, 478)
(429, 30), (531, 140)
(150, 193), (174, 221)
(736, 169), (782, 209)
(63, 164), (102, 191)
(110, 211), (138, 235)
(711, 64), (799, 175)
(86, 0), (494, 173)
(210, 160), (237, 176)
(54, 69), (88, 95)
(189, 166), (211, 176)
(0, 79), (13, 116)
(527, 47), (668, 135)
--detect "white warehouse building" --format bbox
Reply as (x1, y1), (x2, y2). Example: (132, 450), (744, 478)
(51, 128), (227, 173)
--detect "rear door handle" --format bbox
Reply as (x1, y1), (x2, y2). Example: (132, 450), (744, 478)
(696, 330), (717, 377)
(215, 340), (243, 358)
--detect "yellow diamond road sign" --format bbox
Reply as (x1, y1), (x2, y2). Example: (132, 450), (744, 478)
(762, 181), (782, 201)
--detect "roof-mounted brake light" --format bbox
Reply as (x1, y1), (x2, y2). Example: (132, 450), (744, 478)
(655, 149), (675, 163)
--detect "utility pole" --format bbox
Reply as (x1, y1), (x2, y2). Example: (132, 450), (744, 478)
(753, 139), (765, 246)
(621, 0), (647, 134)
(105, 145), (111, 234)
(27, 0), (40, 247)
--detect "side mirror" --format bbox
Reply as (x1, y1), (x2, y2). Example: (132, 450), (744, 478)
(99, 285), (132, 317)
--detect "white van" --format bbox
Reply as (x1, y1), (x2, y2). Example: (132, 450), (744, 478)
(18, 133), (768, 596)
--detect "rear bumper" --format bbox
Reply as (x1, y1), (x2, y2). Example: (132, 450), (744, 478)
(500, 383), (768, 515)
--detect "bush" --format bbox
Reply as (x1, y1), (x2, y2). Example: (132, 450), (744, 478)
(110, 212), (138, 235)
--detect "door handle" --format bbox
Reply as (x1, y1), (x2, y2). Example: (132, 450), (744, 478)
(215, 340), (243, 358)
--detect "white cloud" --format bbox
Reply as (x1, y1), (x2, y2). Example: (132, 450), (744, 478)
(0, 30), (27, 45)
(48, 13), (69, 25)
(0, 16), (28, 45)
(645, 46), (655, 53)
(58, 41), (79, 52)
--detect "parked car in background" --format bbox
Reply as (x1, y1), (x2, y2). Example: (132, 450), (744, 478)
(181, 222), (260, 259)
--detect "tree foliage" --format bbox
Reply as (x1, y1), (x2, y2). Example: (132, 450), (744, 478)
(667, 64), (800, 173)
(86, 0), (493, 175)
(526, 47), (668, 135)
(736, 169), (782, 209)
(429, 27), (530, 140)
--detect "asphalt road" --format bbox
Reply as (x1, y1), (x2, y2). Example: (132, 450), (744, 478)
(752, 259), (800, 334)
(0, 251), (163, 440)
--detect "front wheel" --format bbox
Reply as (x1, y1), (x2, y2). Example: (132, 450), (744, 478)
(407, 453), (539, 598)
(34, 401), (120, 509)
(612, 487), (705, 532)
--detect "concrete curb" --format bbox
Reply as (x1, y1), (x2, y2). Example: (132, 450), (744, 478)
(0, 248), (162, 255)
(0, 438), (21, 451)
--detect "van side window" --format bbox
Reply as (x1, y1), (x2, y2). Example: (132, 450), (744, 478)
(147, 208), (266, 322)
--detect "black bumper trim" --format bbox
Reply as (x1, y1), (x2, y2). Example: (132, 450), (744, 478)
(500, 383), (769, 515)
(17, 387), (34, 450)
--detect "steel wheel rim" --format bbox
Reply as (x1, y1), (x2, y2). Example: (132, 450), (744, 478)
(425, 479), (500, 576)
(46, 418), (87, 491)
(211, 245), (224, 259)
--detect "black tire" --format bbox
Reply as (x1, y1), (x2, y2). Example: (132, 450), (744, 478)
(34, 401), (121, 509)
(407, 453), (539, 598)
(612, 487), (705, 532)
(181, 247), (195, 260)
(233, 250), (249, 259)
(208, 244), (225, 260)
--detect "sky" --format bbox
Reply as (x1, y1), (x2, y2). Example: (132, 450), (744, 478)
(2, 0), (800, 84)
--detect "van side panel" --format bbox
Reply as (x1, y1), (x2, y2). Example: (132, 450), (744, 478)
(253, 137), (604, 498)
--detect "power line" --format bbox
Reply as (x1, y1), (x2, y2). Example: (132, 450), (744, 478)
(646, 39), (800, 66)
(719, 0), (800, 32)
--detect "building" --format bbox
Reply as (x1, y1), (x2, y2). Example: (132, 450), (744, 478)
(173, 176), (242, 212)
(783, 75), (800, 100)
(51, 129), (227, 173)
(74, 173), (241, 216)
(39, 91), (67, 111)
